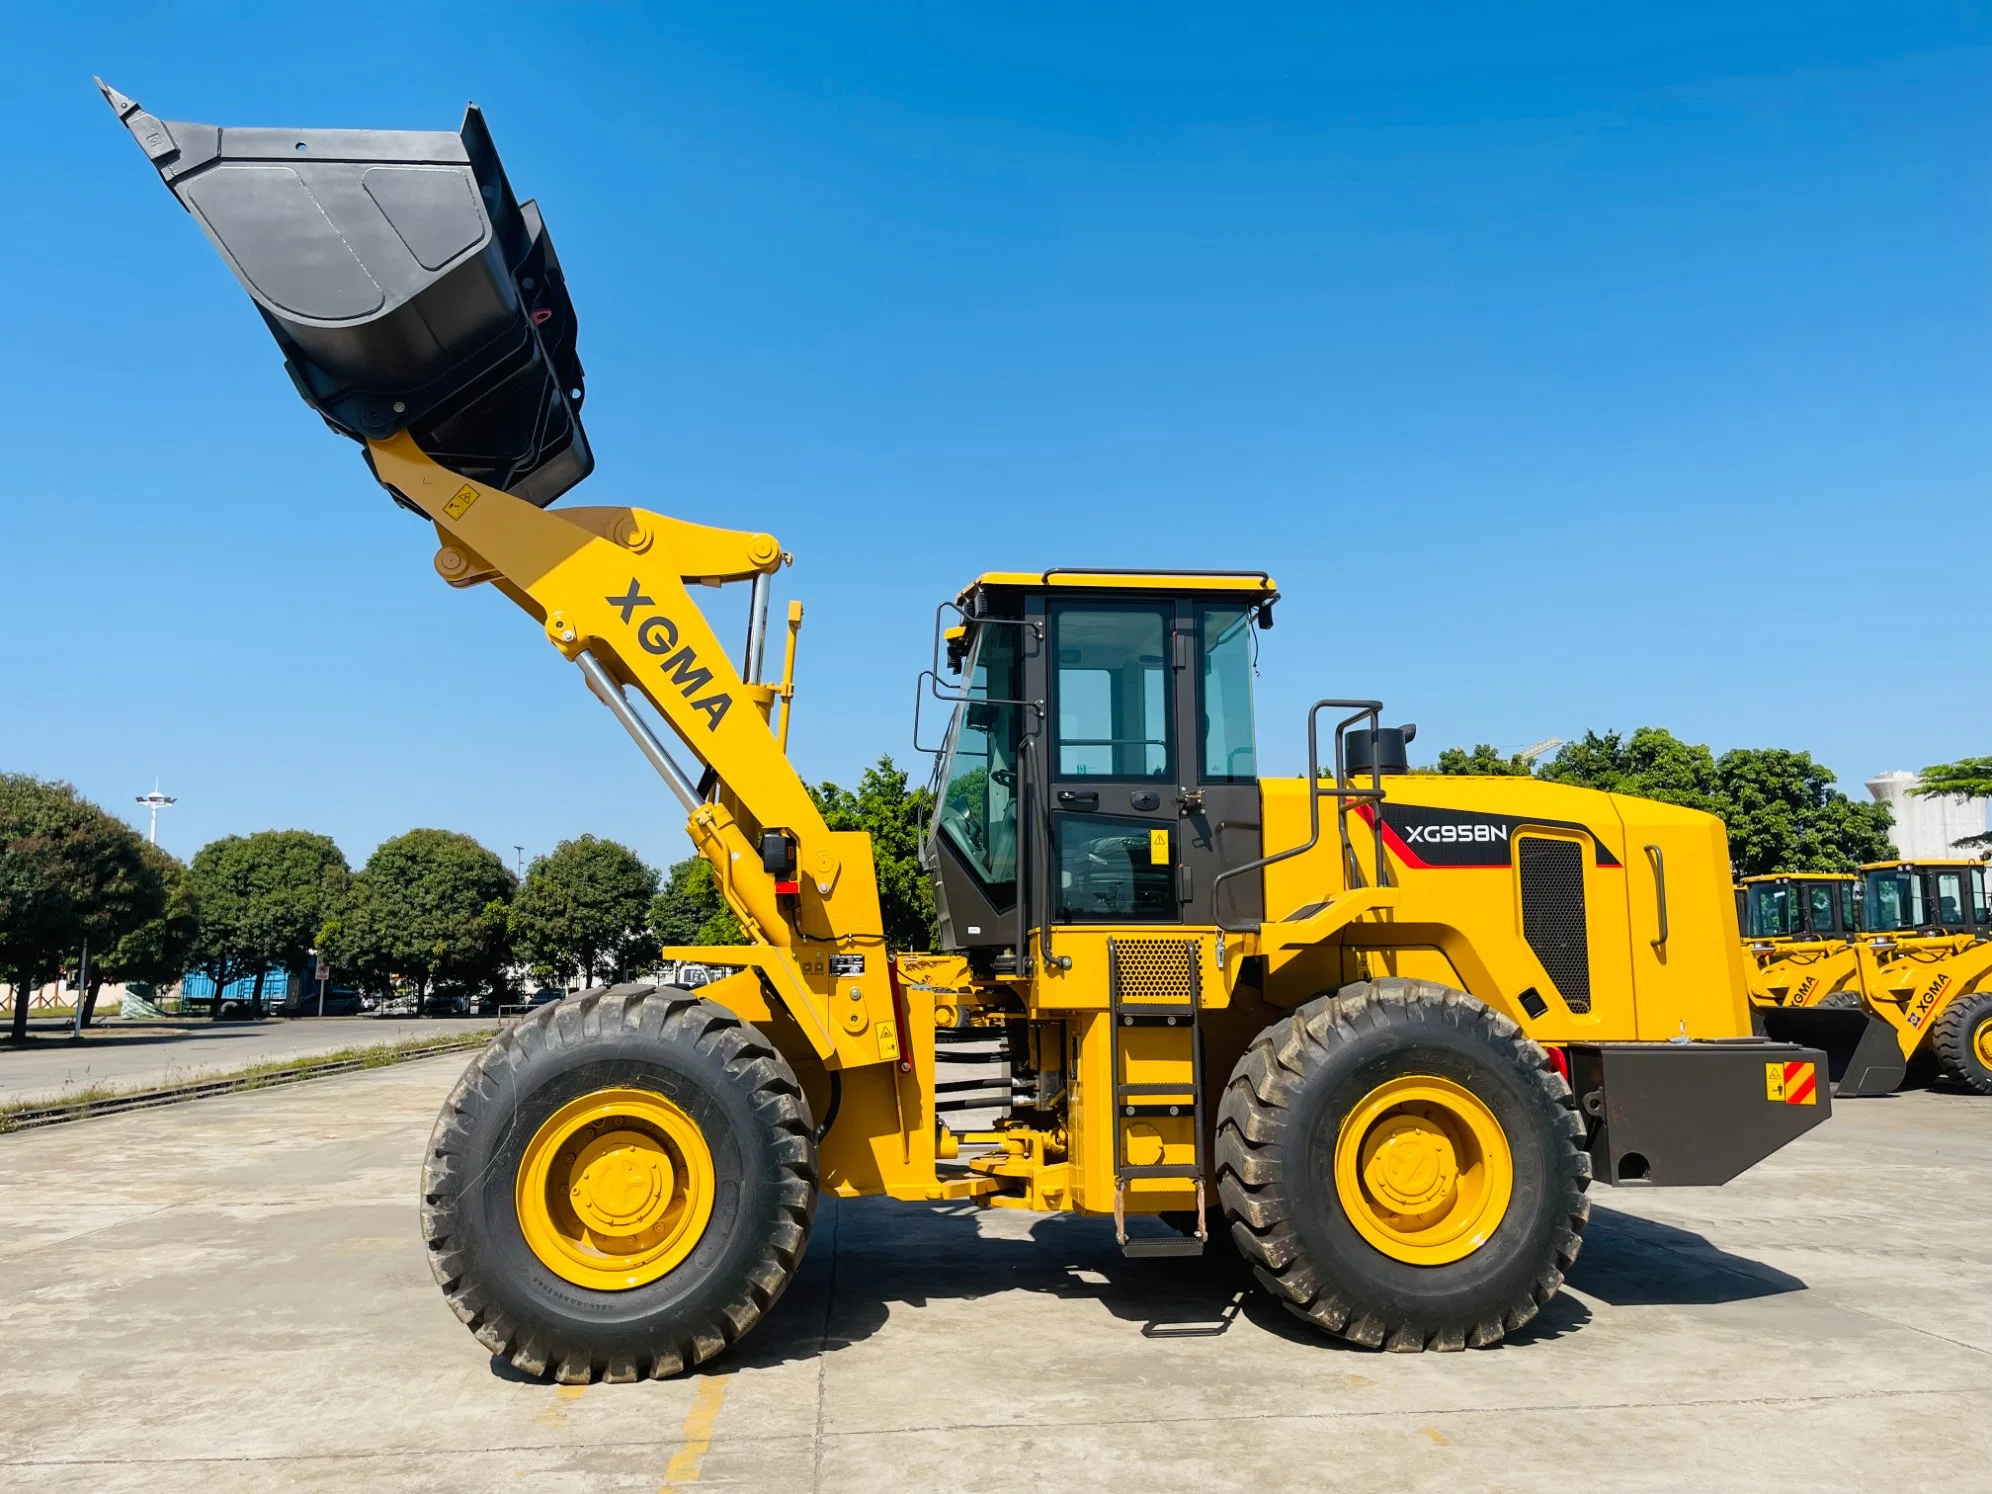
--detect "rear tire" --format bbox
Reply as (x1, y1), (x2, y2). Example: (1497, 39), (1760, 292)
(1216, 979), (1589, 1351)
(1931, 989), (1992, 1096)
(422, 984), (816, 1382)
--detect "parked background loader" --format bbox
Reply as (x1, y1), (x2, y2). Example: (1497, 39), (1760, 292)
(1752, 862), (1992, 1096)
(111, 85), (1832, 1382)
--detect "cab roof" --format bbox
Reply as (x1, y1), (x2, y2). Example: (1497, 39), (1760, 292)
(1858, 859), (1987, 871)
(1739, 872), (1856, 884)
(960, 568), (1279, 604)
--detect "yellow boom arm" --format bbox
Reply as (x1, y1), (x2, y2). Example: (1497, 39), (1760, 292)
(367, 434), (900, 1070)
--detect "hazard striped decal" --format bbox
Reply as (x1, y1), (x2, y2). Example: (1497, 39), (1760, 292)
(1764, 1060), (1818, 1106)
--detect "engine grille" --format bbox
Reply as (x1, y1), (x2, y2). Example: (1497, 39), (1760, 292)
(1518, 836), (1591, 1013)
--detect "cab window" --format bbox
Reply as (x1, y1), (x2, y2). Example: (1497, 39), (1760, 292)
(1055, 814), (1175, 922)
(1863, 870), (1924, 932)
(1745, 883), (1798, 938)
(1053, 605), (1171, 779)
(1936, 871), (1966, 928)
(1805, 884), (1838, 935)
(1200, 604), (1257, 781)
(936, 626), (1021, 886)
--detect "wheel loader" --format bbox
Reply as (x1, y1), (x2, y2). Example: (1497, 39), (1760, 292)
(1740, 872), (1863, 1007)
(1741, 871), (1905, 1096)
(108, 86), (1833, 1380)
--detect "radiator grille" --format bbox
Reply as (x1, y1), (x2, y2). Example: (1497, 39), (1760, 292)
(1518, 836), (1591, 1013)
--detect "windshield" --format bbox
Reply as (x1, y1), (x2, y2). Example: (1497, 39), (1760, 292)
(1745, 884), (1801, 938)
(935, 624), (1022, 886)
(1863, 870), (1924, 932)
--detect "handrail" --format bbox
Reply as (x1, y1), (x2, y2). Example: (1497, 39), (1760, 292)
(1211, 700), (1387, 934)
(1645, 843), (1669, 951)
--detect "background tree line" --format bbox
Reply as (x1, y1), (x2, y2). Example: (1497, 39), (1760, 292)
(6, 737), (1979, 1040)
(1, 756), (932, 1041)
(1430, 728), (1984, 876)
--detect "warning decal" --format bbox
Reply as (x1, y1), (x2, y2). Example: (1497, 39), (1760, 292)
(1764, 1060), (1818, 1106)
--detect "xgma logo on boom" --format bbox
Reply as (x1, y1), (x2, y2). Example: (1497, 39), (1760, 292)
(1400, 822), (1510, 845)
(606, 579), (733, 731)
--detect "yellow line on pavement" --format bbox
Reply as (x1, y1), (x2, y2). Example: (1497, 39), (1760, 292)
(660, 1375), (729, 1491)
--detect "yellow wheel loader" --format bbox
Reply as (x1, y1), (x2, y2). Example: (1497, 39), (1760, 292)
(1742, 872), (1905, 1096)
(109, 87), (1833, 1378)
(1753, 862), (1992, 1096)
(1844, 861), (1992, 1093)
(1741, 872), (1864, 1007)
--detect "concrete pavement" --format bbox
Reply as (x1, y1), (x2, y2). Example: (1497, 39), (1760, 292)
(1, 1054), (1988, 1492)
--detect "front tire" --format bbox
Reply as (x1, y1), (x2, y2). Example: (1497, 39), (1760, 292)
(422, 985), (816, 1382)
(1216, 979), (1589, 1351)
(1931, 989), (1992, 1095)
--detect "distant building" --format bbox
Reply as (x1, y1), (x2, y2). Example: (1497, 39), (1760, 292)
(1867, 770), (1990, 861)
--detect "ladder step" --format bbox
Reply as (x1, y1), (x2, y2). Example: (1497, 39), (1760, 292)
(1118, 1163), (1205, 1179)
(1121, 1236), (1205, 1259)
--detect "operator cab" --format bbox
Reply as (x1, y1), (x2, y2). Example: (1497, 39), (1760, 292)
(1741, 874), (1857, 942)
(1859, 860), (1991, 938)
(922, 570), (1277, 971)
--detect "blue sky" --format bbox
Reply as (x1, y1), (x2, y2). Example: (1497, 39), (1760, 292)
(2, 4), (1986, 873)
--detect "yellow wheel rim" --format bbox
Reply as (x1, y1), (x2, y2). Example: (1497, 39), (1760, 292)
(515, 1087), (716, 1291)
(1974, 1015), (1992, 1070)
(1334, 1074), (1513, 1266)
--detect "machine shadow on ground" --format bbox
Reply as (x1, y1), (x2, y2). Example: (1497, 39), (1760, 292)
(490, 1194), (1800, 1381)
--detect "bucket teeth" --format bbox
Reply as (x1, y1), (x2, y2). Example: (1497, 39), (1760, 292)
(94, 77), (180, 165)
(94, 77), (141, 118)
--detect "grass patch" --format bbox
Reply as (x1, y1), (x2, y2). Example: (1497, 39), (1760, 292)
(0, 1029), (495, 1133)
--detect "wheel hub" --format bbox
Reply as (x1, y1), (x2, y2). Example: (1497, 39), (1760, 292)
(1362, 1114), (1461, 1218)
(1334, 1074), (1515, 1266)
(516, 1088), (716, 1291)
(1973, 1015), (1992, 1070)
(568, 1130), (676, 1237)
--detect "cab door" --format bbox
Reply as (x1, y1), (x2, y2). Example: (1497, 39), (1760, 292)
(1046, 600), (1183, 927)
(1182, 598), (1263, 926)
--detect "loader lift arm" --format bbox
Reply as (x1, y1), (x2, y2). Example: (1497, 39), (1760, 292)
(105, 80), (899, 1073)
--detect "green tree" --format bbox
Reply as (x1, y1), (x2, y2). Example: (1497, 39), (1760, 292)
(0, 775), (162, 1042)
(1434, 744), (1534, 776)
(82, 840), (198, 1026)
(1536, 728), (1722, 812)
(187, 831), (350, 1018)
(510, 835), (661, 984)
(1714, 748), (1894, 877)
(649, 856), (744, 948)
(1915, 757), (1992, 850)
(322, 829), (514, 1008)
(1535, 728), (1889, 878)
(810, 754), (936, 951)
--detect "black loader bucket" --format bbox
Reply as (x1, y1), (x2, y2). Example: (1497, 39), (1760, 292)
(101, 80), (591, 506)
(1759, 1006), (1905, 1098)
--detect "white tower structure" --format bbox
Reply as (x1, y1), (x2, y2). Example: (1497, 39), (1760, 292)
(135, 783), (176, 845)
(1866, 770), (1989, 860)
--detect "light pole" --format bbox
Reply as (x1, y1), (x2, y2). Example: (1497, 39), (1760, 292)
(515, 845), (526, 880)
(135, 783), (176, 844)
